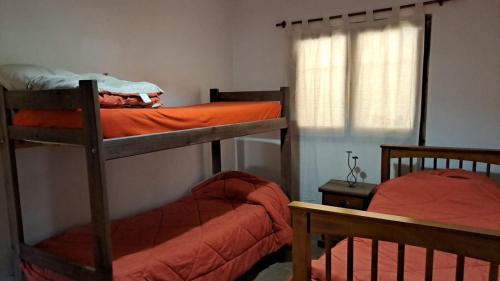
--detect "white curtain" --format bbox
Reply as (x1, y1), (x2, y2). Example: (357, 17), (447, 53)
(291, 7), (425, 202)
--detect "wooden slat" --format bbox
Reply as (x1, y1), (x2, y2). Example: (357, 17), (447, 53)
(5, 88), (82, 110)
(20, 244), (100, 281)
(433, 158), (437, 170)
(292, 210), (311, 281)
(397, 244), (405, 281)
(290, 202), (500, 263)
(211, 90), (282, 102)
(381, 145), (500, 165)
(325, 235), (332, 281)
(409, 157), (414, 172)
(489, 263), (499, 281)
(371, 240), (378, 281)
(104, 118), (288, 160)
(80, 80), (113, 279)
(397, 158), (402, 176)
(0, 87), (24, 281)
(425, 248), (434, 281)
(211, 140), (221, 174)
(455, 255), (465, 281)
(347, 236), (354, 281)
(8, 126), (85, 145)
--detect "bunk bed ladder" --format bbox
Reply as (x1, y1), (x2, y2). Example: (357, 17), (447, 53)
(0, 81), (114, 281)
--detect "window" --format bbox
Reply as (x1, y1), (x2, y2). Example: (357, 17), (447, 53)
(294, 19), (423, 135)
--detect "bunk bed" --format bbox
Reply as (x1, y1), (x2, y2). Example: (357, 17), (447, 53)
(290, 145), (500, 281)
(0, 80), (295, 281)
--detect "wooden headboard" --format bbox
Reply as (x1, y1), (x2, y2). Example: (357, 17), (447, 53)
(381, 145), (500, 182)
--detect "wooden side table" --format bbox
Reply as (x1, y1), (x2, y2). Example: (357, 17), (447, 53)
(317, 180), (377, 247)
(319, 180), (377, 210)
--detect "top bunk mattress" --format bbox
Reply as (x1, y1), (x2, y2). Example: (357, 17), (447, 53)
(13, 102), (282, 139)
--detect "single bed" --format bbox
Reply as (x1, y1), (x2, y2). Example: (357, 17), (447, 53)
(13, 101), (282, 139)
(22, 171), (292, 281)
(290, 145), (500, 281)
(310, 169), (500, 281)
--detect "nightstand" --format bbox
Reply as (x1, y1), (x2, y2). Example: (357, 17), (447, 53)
(319, 180), (377, 210)
(317, 180), (377, 248)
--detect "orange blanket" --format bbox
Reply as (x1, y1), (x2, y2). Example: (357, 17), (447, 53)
(311, 170), (500, 281)
(13, 102), (282, 139)
(23, 171), (292, 281)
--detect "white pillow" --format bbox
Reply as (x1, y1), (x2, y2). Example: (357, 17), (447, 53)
(0, 64), (163, 97)
(0, 64), (55, 90)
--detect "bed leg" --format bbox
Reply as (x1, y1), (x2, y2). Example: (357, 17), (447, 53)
(0, 87), (25, 281)
(280, 87), (296, 200)
(292, 210), (311, 281)
(80, 80), (113, 280)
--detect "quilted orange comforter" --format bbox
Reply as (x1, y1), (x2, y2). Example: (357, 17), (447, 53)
(23, 171), (292, 281)
(311, 169), (500, 281)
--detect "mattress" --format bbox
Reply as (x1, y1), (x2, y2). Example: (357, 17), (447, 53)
(13, 102), (282, 139)
(311, 169), (500, 281)
(23, 171), (292, 281)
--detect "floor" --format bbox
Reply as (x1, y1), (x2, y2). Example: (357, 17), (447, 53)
(239, 237), (324, 281)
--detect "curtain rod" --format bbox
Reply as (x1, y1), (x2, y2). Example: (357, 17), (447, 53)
(275, 0), (453, 28)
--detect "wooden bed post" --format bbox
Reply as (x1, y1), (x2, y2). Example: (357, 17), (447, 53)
(280, 87), (294, 200)
(80, 80), (113, 280)
(209, 88), (222, 174)
(292, 209), (311, 281)
(0, 86), (25, 281)
(381, 145), (391, 182)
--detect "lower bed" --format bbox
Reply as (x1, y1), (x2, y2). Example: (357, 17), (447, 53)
(311, 169), (500, 281)
(23, 171), (292, 281)
(13, 101), (282, 138)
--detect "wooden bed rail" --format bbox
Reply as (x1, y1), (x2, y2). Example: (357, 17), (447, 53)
(381, 145), (500, 182)
(290, 201), (500, 281)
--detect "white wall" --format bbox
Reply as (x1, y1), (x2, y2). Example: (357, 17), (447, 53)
(230, 0), (500, 201)
(1, 0), (499, 278)
(0, 0), (234, 278)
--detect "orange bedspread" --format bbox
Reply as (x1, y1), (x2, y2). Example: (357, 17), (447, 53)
(311, 170), (500, 281)
(13, 102), (282, 139)
(23, 171), (292, 281)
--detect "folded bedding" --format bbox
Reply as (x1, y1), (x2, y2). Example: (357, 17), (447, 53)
(23, 171), (292, 281)
(0, 64), (163, 108)
(310, 169), (500, 281)
(13, 101), (282, 138)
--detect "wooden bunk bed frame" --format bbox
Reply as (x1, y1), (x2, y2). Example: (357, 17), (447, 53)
(0, 80), (294, 281)
(291, 145), (500, 281)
